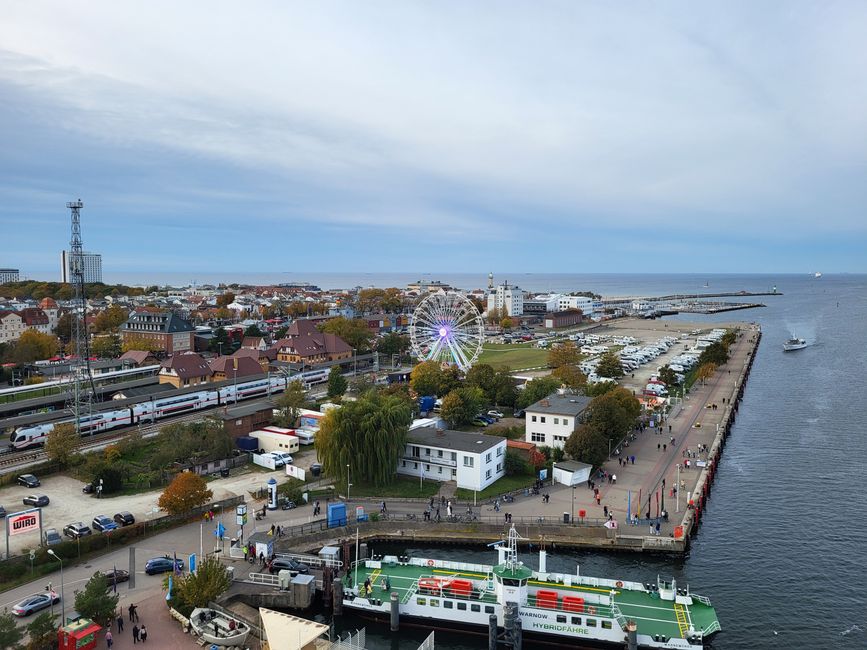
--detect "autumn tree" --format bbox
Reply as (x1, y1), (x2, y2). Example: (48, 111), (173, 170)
(275, 380), (307, 427)
(316, 391), (412, 488)
(596, 350), (624, 378)
(552, 364), (587, 390)
(500, 316), (513, 330)
(122, 335), (163, 353)
(696, 362), (717, 385)
(410, 361), (446, 397)
(327, 366), (348, 399)
(168, 555), (232, 617)
(93, 305), (129, 332)
(547, 341), (582, 369)
(318, 317), (374, 352)
(584, 387), (641, 442)
(9, 330), (59, 363)
(158, 471), (213, 515)
(91, 334), (122, 359)
(215, 292), (235, 308)
(657, 365), (680, 387)
(74, 572), (119, 627)
(440, 386), (486, 428)
(44, 422), (79, 468)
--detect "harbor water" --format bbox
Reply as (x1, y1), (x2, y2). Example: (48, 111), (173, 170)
(326, 273), (867, 649)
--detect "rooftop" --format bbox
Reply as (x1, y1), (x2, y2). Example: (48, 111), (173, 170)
(526, 393), (592, 417)
(407, 426), (505, 454)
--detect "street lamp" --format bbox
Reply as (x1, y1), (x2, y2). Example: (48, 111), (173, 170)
(571, 486), (576, 526)
(47, 549), (64, 624)
(346, 464), (351, 501)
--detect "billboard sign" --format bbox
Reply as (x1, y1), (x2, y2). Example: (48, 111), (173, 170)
(8, 508), (40, 536)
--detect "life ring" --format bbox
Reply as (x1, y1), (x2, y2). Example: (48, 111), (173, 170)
(587, 606), (597, 615)
(615, 581), (623, 588)
(427, 559), (435, 567)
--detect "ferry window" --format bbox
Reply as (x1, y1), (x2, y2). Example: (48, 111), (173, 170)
(485, 606), (494, 614)
(444, 601), (453, 609)
(601, 621), (612, 630)
(457, 602), (467, 611)
(571, 617), (582, 625)
(416, 598), (426, 605)
(430, 599), (439, 607)
(586, 619), (597, 627)
(556, 615), (566, 623)
(471, 604), (481, 612)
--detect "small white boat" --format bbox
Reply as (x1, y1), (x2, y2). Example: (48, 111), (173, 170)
(783, 336), (807, 351)
(814, 272), (822, 278)
(189, 607), (250, 647)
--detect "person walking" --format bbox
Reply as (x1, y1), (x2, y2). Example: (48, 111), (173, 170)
(116, 613), (124, 632)
(132, 625), (139, 644)
(105, 630), (113, 649)
(139, 624), (147, 642)
(128, 603), (138, 622)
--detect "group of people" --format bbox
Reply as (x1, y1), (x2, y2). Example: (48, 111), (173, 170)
(361, 574), (391, 597)
(105, 604), (148, 645)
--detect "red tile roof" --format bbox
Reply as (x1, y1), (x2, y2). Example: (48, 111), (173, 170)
(161, 352), (210, 379)
(276, 320), (352, 358)
(209, 355), (265, 379)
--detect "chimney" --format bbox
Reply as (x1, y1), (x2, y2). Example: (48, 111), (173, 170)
(541, 399), (550, 407)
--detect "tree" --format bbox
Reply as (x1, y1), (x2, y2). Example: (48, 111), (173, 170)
(209, 327), (230, 354)
(318, 317), (374, 352)
(516, 376), (561, 409)
(658, 365), (680, 388)
(74, 572), (119, 627)
(91, 334), (122, 359)
(26, 611), (58, 650)
(10, 330), (59, 363)
(551, 364), (587, 390)
(93, 305), (129, 332)
(596, 350), (624, 378)
(54, 311), (75, 343)
(465, 364), (496, 400)
(500, 316), (513, 330)
(316, 391), (413, 488)
(158, 471), (213, 515)
(0, 609), (23, 650)
(491, 367), (518, 407)
(699, 342), (729, 366)
(547, 341), (582, 369)
(122, 335), (163, 353)
(274, 380), (306, 427)
(440, 386), (486, 428)
(504, 449), (531, 476)
(486, 305), (504, 325)
(585, 387), (641, 443)
(169, 555), (232, 617)
(327, 366), (348, 399)
(564, 423), (608, 468)
(410, 361), (446, 397)
(44, 422), (79, 468)
(584, 380), (618, 397)
(377, 332), (410, 359)
(243, 324), (265, 338)
(215, 292), (235, 308)
(696, 362), (717, 385)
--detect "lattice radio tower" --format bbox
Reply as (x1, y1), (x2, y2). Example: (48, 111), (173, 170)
(67, 200), (96, 435)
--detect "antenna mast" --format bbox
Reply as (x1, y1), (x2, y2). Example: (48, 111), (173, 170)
(67, 200), (96, 435)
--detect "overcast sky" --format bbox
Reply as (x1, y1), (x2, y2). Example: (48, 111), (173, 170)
(1, 1), (865, 279)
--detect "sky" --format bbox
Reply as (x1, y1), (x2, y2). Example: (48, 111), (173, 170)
(1, 1), (866, 280)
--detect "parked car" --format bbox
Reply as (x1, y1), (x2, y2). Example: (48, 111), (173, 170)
(476, 414), (495, 425)
(43, 528), (62, 546)
(487, 410), (504, 419)
(266, 452), (286, 468)
(63, 522), (92, 539)
(272, 451), (294, 465)
(12, 591), (59, 617)
(82, 482), (95, 494)
(23, 494), (49, 507)
(471, 418), (489, 427)
(92, 515), (118, 533)
(145, 556), (184, 575)
(101, 568), (130, 585)
(17, 474), (40, 488)
(0, 505), (6, 518)
(268, 557), (309, 575)
(114, 511), (135, 526)
(514, 409), (526, 419)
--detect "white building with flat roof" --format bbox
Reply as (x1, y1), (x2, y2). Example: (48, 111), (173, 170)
(487, 281), (524, 317)
(0, 268), (19, 284)
(61, 250), (102, 284)
(398, 427), (506, 491)
(525, 393), (592, 449)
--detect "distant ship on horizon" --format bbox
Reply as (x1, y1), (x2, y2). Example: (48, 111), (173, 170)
(814, 272), (822, 278)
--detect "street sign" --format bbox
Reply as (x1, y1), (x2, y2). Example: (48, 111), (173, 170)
(8, 509), (41, 536)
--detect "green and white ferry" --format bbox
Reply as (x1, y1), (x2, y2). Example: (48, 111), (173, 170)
(344, 526), (721, 648)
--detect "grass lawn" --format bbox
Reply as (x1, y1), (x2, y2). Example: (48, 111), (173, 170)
(350, 476), (441, 499)
(477, 343), (549, 370)
(455, 473), (536, 501)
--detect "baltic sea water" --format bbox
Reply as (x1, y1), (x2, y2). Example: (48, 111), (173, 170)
(118, 271), (866, 647)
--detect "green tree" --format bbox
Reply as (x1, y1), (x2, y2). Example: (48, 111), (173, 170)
(491, 367), (518, 407)
(93, 305), (129, 332)
(316, 391), (413, 488)
(318, 317), (374, 352)
(410, 361), (445, 397)
(596, 350), (624, 378)
(699, 342), (729, 366)
(0, 609), (23, 650)
(377, 332), (410, 359)
(547, 341), (582, 368)
(209, 327), (229, 354)
(439, 386), (486, 428)
(91, 334), (122, 359)
(44, 422), (79, 468)
(465, 363), (496, 400)
(657, 365), (680, 387)
(275, 380), (306, 427)
(74, 572), (120, 627)
(26, 611), (57, 650)
(516, 376), (561, 409)
(504, 449), (531, 476)
(54, 311), (75, 343)
(564, 423), (608, 468)
(243, 324), (265, 338)
(585, 387), (641, 443)
(158, 471), (213, 515)
(584, 380), (618, 397)
(551, 364), (587, 390)
(168, 555), (232, 617)
(500, 316), (513, 330)
(327, 366), (348, 399)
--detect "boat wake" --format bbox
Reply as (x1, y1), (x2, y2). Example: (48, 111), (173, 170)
(841, 624), (863, 636)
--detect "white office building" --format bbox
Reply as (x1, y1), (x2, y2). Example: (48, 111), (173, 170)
(0, 268), (19, 284)
(398, 427), (507, 491)
(556, 295), (595, 317)
(525, 394), (592, 449)
(487, 281), (524, 317)
(61, 251), (103, 284)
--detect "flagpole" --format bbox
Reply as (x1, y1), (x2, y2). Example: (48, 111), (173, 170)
(354, 527), (360, 592)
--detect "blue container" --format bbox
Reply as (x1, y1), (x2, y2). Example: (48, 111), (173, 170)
(236, 436), (259, 451)
(328, 503), (347, 528)
(418, 396), (436, 414)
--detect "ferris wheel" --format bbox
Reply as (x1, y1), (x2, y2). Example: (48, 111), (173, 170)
(409, 292), (484, 372)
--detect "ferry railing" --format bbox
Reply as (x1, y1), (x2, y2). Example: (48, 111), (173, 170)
(274, 551), (343, 569)
(247, 571), (280, 587)
(691, 593), (713, 607)
(702, 620), (722, 635)
(611, 603), (628, 630)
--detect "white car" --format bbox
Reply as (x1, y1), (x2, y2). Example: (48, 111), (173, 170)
(272, 451), (294, 466)
(487, 410), (504, 419)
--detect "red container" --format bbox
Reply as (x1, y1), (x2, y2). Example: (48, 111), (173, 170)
(450, 579), (473, 596)
(563, 596), (585, 613)
(535, 589), (559, 609)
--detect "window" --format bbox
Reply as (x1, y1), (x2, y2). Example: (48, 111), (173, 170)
(438, 467), (442, 474)
(531, 432), (545, 443)
(430, 599), (439, 607)
(471, 604), (481, 612)
(556, 615), (567, 623)
(554, 417), (559, 425)
(425, 465), (430, 472)
(554, 435), (567, 443)
(571, 616), (582, 625)
(438, 450), (443, 457)
(425, 448), (430, 456)
(563, 418), (570, 427)
(601, 621), (612, 630)
(412, 446), (420, 458)
(486, 453), (491, 463)
(485, 469), (491, 480)
(497, 446), (503, 456)
(451, 452), (457, 461)
(457, 602), (467, 611)
(485, 606), (495, 614)
(413, 462), (418, 469)
(531, 415), (537, 422)
(540, 416), (546, 423)
(402, 461), (406, 467)
(496, 463), (502, 472)
(451, 469), (457, 477)
(417, 598), (427, 605)
(463, 456), (474, 467)
(444, 601), (454, 609)
(586, 618), (597, 627)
